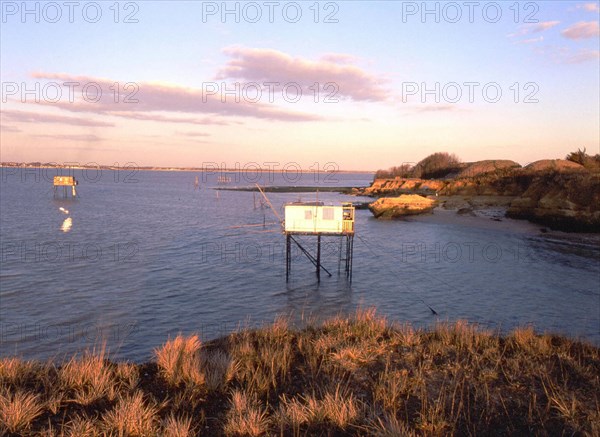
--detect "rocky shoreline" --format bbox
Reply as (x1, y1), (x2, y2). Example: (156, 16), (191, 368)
(357, 159), (600, 232)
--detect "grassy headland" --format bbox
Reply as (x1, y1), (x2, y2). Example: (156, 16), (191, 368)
(2, 309), (599, 436)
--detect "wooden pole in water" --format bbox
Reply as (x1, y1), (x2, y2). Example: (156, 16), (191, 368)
(316, 234), (321, 282)
(350, 235), (354, 284)
(286, 233), (291, 281)
(338, 235), (343, 275)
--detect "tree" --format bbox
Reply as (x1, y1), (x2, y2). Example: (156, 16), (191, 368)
(374, 163), (414, 179)
(413, 152), (461, 179)
(566, 147), (600, 171)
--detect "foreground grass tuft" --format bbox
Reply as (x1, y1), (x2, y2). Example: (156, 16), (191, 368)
(1, 310), (599, 435)
(102, 390), (158, 435)
(0, 390), (43, 434)
(155, 334), (205, 387)
(224, 389), (270, 436)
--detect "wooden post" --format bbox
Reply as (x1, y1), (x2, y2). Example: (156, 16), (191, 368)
(349, 235), (354, 283)
(345, 235), (351, 277)
(286, 233), (291, 282)
(316, 234), (321, 282)
(337, 235), (343, 275)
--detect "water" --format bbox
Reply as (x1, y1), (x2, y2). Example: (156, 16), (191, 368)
(1, 168), (599, 362)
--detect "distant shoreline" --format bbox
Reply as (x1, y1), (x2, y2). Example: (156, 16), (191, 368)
(0, 164), (375, 175)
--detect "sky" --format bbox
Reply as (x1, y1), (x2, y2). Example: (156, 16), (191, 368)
(1, 1), (599, 171)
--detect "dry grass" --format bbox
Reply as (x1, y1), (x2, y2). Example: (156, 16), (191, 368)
(0, 389), (44, 434)
(201, 349), (236, 391)
(161, 413), (194, 437)
(102, 390), (158, 436)
(1, 310), (599, 436)
(155, 334), (205, 387)
(278, 384), (363, 431)
(223, 389), (270, 436)
(64, 416), (100, 436)
(59, 350), (115, 405)
(0, 357), (40, 387)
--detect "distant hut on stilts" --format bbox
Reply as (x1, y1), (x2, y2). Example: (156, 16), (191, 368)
(53, 176), (78, 198)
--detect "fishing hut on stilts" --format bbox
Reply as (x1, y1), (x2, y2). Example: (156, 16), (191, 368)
(53, 176), (78, 198)
(283, 202), (355, 282)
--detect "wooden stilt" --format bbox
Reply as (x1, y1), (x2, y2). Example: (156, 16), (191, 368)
(337, 235), (343, 275)
(286, 234), (291, 282)
(316, 234), (321, 282)
(348, 235), (354, 283)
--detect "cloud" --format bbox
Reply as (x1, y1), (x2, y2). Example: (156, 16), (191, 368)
(533, 46), (600, 64)
(177, 131), (211, 137)
(508, 21), (560, 38)
(106, 111), (235, 125)
(1, 109), (114, 127)
(532, 21), (561, 32)
(415, 105), (460, 113)
(319, 53), (359, 64)
(34, 134), (103, 142)
(564, 48), (600, 64)
(561, 21), (600, 39)
(30, 72), (324, 122)
(577, 3), (600, 12)
(521, 36), (544, 44)
(216, 47), (389, 102)
(1, 125), (22, 133)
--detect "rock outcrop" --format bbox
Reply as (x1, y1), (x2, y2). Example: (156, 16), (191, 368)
(507, 172), (600, 232)
(368, 195), (437, 219)
(360, 161), (599, 231)
(363, 178), (445, 195)
(524, 159), (585, 172)
(458, 160), (521, 178)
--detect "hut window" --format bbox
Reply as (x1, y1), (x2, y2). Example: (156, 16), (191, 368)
(323, 208), (334, 220)
(305, 210), (313, 220)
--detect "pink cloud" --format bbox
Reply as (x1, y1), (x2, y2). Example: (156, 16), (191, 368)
(319, 53), (359, 64)
(532, 21), (561, 32)
(508, 21), (560, 38)
(106, 112), (235, 125)
(578, 3), (600, 12)
(561, 21), (600, 39)
(533, 46), (600, 64)
(177, 131), (211, 137)
(216, 47), (389, 102)
(1, 109), (114, 127)
(564, 48), (600, 63)
(521, 36), (544, 44)
(1, 125), (22, 133)
(30, 72), (324, 122)
(34, 134), (103, 142)
(415, 105), (460, 113)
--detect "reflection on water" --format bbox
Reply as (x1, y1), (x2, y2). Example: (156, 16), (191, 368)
(60, 217), (72, 233)
(0, 169), (598, 362)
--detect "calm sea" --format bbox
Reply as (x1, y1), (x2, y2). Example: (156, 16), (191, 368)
(1, 167), (598, 362)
